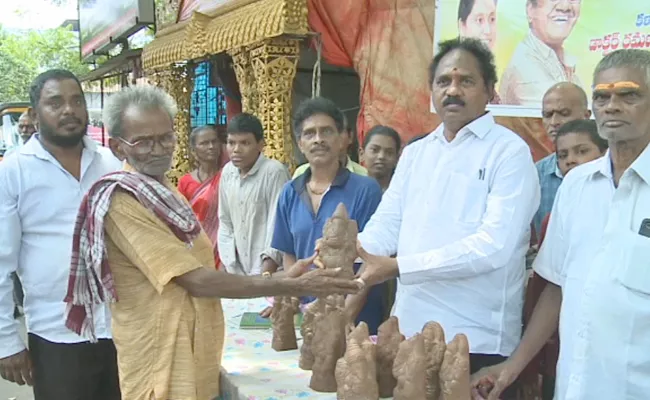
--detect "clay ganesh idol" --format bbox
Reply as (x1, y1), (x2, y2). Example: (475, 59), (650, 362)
(393, 334), (428, 400)
(335, 322), (379, 400)
(439, 333), (471, 400)
(376, 316), (405, 398)
(315, 203), (358, 278)
(270, 296), (298, 351)
(422, 321), (447, 400)
(299, 298), (326, 370)
(309, 294), (347, 392)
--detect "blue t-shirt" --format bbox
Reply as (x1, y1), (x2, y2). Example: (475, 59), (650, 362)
(271, 167), (384, 333)
(271, 167), (382, 261)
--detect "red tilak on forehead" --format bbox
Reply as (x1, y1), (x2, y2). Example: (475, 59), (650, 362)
(592, 81), (640, 91)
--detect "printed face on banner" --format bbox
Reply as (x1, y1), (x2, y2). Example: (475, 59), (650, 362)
(435, 0), (650, 117)
(458, 0), (498, 50)
(527, 0), (581, 47)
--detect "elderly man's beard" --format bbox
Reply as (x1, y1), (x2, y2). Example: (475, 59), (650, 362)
(39, 118), (87, 148)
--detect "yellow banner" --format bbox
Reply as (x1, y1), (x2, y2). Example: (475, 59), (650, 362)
(434, 0), (650, 117)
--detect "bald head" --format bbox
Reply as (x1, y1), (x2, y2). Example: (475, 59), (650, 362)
(544, 82), (588, 108)
(541, 82), (591, 141)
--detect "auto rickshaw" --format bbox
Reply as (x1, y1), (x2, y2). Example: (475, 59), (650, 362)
(0, 102), (31, 161)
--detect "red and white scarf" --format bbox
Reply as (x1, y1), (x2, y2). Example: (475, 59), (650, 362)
(64, 171), (201, 341)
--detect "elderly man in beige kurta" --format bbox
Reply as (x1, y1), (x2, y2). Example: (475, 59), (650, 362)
(64, 85), (364, 400)
(105, 188), (224, 400)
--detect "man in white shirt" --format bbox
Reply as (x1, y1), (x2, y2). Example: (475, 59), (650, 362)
(218, 113), (290, 276)
(17, 110), (37, 144)
(470, 49), (650, 400)
(3, 110), (37, 159)
(349, 37), (539, 398)
(0, 70), (122, 399)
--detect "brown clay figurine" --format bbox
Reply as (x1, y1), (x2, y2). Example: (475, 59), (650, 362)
(299, 298), (326, 370)
(422, 321), (446, 400)
(393, 334), (427, 400)
(376, 316), (405, 398)
(335, 322), (379, 400)
(439, 333), (471, 400)
(310, 294), (347, 392)
(314, 203), (358, 278)
(270, 296), (298, 351)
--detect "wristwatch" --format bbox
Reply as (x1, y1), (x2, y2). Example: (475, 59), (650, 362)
(262, 271), (272, 279)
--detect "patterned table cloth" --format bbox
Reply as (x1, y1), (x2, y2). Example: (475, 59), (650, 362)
(219, 298), (337, 400)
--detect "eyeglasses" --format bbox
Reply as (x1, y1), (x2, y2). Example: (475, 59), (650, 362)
(119, 133), (177, 154)
(300, 127), (339, 140)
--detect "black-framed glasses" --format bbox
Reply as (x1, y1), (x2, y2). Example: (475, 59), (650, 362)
(119, 133), (177, 154)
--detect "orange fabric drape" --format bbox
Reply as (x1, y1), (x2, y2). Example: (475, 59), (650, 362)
(307, 0), (551, 161)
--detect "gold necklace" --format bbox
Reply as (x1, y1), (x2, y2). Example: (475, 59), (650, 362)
(308, 182), (327, 196)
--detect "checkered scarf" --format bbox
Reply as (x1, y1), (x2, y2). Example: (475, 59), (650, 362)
(64, 171), (201, 342)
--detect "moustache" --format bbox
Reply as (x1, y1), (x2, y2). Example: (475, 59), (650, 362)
(442, 97), (465, 107)
(147, 157), (172, 164)
(59, 117), (83, 127)
(310, 146), (329, 153)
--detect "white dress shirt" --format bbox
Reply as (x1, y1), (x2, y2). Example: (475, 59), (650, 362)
(0, 135), (122, 358)
(535, 147), (650, 399)
(359, 113), (540, 355)
(218, 154), (290, 275)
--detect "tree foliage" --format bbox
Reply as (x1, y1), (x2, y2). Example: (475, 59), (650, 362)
(0, 26), (89, 102)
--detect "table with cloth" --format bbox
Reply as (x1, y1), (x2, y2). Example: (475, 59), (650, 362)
(218, 298), (391, 400)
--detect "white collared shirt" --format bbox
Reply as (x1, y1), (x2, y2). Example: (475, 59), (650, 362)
(359, 113), (540, 355)
(0, 135), (122, 358)
(218, 154), (290, 275)
(535, 147), (650, 399)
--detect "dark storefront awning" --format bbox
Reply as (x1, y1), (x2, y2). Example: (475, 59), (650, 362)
(79, 49), (143, 82)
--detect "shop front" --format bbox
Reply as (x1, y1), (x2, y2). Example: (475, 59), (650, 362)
(142, 0), (309, 182)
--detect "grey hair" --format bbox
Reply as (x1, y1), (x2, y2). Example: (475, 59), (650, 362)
(103, 85), (178, 138)
(593, 49), (650, 87)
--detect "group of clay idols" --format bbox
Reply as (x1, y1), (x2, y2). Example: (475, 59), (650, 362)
(269, 204), (472, 399)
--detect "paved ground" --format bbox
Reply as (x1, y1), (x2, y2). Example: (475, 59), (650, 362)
(0, 317), (34, 400)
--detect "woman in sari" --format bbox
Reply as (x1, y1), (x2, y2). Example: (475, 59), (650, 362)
(178, 125), (228, 268)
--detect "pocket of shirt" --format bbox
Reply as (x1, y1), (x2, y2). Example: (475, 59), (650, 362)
(447, 172), (489, 224)
(615, 232), (650, 295)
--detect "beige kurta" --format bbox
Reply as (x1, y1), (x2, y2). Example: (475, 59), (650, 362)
(105, 190), (225, 400)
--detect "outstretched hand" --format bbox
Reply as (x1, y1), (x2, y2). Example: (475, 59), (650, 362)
(357, 241), (399, 287)
(297, 267), (363, 297)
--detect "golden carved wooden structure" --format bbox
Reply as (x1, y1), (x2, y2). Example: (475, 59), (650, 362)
(142, 0), (308, 173)
(230, 38), (300, 166)
(149, 64), (195, 184)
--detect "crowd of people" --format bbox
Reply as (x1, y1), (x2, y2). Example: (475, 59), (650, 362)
(0, 37), (648, 400)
